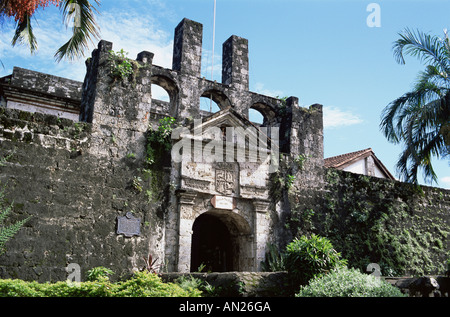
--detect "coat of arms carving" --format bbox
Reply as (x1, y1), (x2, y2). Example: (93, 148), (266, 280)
(215, 167), (235, 195)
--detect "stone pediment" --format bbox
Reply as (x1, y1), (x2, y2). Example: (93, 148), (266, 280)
(176, 108), (272, 200)
(199, 107), (253, 130)
(175, 107), (271, 155)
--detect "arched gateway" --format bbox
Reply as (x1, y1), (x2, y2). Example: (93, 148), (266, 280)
(191, 210), (253, 272)
(169, 108), (274, 273)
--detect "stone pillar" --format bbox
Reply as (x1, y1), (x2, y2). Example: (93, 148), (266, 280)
(291, 103), (324, 163)
(290, 103), (325, 190)
(176, 191), (197, 272)
(280, 96), (298, 155)
(222, 35), (249, 91)
(172, 18), (203, 120)
(79, 40), (113, 124)
(172, 18), (203, 77)
(137, 51), (154, 64)
(253, 200), (271, 271)
(79, 40), (154, 159)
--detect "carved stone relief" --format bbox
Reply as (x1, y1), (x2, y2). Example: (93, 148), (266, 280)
(214, 162), (238, 196)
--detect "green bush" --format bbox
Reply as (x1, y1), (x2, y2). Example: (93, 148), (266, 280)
(0, 271), (201, 297)
(296, 267), (406, 297)
(285, 234), (348, 286)
(174, 275), (217, 297)
(261, 243), (286, 272)
(0, 279), (42, 297)
(108, 49), (134, 81)
(112, 271), (201, 297)
(0, 279), (111, 297)
(86, 266), (114, 282)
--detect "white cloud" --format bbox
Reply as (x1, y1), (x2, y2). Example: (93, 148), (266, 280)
(323, 106), (363, 129)
(440, 176), (450, 189)
(95, 10), (173, 69)
(0, 15), (89, 81)
(252, 83), (284, 98)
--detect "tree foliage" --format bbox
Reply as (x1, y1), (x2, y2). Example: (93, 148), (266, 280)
(381, 28), (450, 184)
(1, 0), (60, 22)
(0, 0), (100, 61)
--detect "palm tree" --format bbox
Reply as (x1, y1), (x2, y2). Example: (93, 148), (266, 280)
(381, 28), (450, 185)
(0, 0), (100, 62)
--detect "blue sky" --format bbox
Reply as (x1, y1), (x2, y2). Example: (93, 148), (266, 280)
(1, 0), (449, 188)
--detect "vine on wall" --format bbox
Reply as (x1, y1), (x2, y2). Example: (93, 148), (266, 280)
(141, 117), (177, 205)
(108, 49), (143, 86)
(287, 168), (450, 277)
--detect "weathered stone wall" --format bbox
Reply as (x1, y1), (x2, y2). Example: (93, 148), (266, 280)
(5, 66), (82, 101)
(0, 108), (168, 282)
(1, 67), (82, 121)
(287, 167), (450, 276)
(161, 272), (291, 297)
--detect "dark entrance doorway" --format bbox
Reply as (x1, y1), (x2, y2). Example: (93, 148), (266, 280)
(191, 213), (234, 272)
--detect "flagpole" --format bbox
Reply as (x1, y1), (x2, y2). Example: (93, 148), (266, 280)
(210, 0), (216, 113)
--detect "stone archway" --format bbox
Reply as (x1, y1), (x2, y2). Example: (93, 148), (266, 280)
(191, 213), (233, 272)
(200, 89), (232, 112)
(250, 102), (278, 127)
(151, 73), (179, 117)
(190, 210), (253, 273)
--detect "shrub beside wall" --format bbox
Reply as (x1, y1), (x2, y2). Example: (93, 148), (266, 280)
(296, 267), (406, 297)
(0, 271), (201, 297)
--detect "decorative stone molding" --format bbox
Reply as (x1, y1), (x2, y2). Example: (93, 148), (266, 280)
(177, 191), (197, 205)
(253, 200), (271, 214)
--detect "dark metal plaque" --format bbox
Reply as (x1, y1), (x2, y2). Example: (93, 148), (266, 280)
(117, 212), (141, 237)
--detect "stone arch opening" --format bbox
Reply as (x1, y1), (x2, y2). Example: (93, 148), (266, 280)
(200, 89), (232, 113)
(250, 102), (277, 126)
(151, 74), (178, 116)
(249, 108), (264, 125)
(151, 84), (170, 102)
(190, 210), (253, 272)
(200, 96), (221, 113)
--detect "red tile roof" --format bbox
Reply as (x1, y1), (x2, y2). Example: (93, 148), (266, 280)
(324, 148), (395, 180)
(324, 148), (373, 168)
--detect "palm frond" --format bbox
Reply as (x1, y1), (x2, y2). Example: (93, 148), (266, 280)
(380, 84), (443, 144)
(381, 61), (449, 185)
(416, 65), (450, 91)
(393, 28), (450, 75)
(54, 0), (100, 61)
(395, 133), (442, 184)
(395, 105), (446, 185)
(11, 13), (37, 53)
